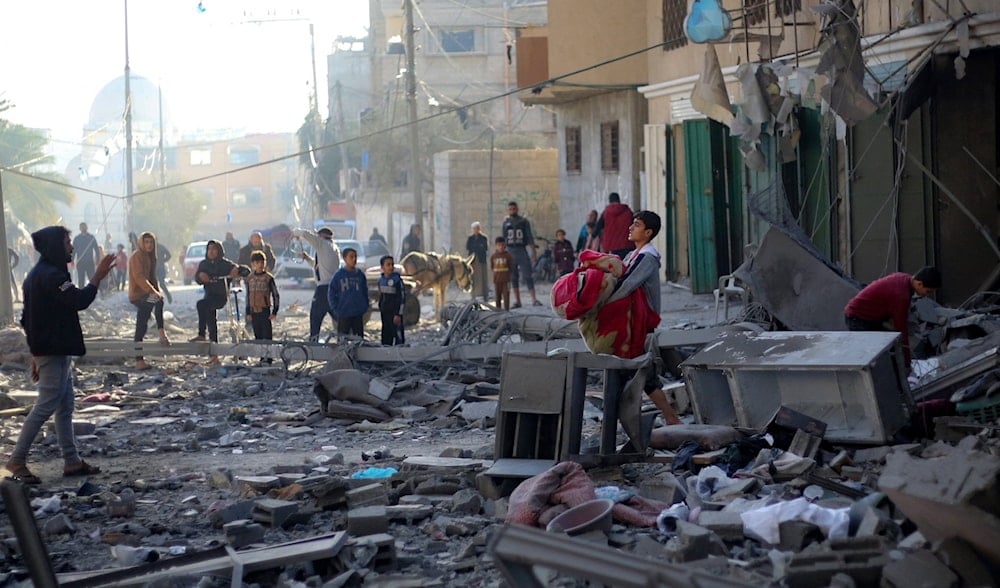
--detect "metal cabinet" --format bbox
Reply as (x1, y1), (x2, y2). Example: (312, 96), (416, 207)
(681, 331), (912, 443)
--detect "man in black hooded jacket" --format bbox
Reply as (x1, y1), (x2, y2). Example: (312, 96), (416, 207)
(6, 226), (115, 484)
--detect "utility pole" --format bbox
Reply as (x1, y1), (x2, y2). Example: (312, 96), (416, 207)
(157, 84), (165, 186)
(335, 81), (350, 198)
(123, 0), (135, 236)
(403, 0), (423, 234)
(0, 172), (13, 326)
(309, 22), (323, 219)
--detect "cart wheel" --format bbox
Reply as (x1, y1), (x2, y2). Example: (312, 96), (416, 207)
(404, 295), (421, 327)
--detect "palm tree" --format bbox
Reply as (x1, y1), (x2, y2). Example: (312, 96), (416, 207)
(0, 98), (75, 228)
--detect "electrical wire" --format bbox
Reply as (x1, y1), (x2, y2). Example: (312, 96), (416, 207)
(2, 35), (680, 201)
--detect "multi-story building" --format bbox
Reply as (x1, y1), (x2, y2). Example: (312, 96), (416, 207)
(168, 133), (299, 243)
(519, 0), (1000, 305)
(326, 0), (556, 251)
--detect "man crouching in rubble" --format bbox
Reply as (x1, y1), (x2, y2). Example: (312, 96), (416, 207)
(6, 226), (115, 485)
(606, 211), (682, 426)
(844, 266), (942, 366)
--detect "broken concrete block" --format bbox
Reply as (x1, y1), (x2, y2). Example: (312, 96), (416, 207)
(209, 500), (255, 527)
(882, 549), (958, 588)
(223, 519), (265, 549)
(346, 533), (397, 572)
(385, 504), (433, 522)
(696, 510), (744, 542)
(785, 537), (888, 588)
(457, 399), (497, 422)
(664, 520), (728, 563)
(879, 449), (1000, 567)
(347, 506), (389, 536)
(852, 446), (892, 464)
(251, 498), (299, 527)
(450, 488), (483, 515)
(638, 472), (685, 505)
(778, 521), (824, 551)
(346, 482), (389, 508)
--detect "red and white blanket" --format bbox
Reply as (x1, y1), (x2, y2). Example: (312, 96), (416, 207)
(550, 250), (660, 359)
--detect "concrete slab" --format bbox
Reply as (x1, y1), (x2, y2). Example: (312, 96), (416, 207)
(879, 449), (1000, 566)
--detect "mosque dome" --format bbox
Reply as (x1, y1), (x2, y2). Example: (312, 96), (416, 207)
(87, 74), (171, 129)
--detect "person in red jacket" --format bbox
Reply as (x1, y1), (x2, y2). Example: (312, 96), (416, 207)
(843, 266), (941, 364)
(594, 192), (634, 259)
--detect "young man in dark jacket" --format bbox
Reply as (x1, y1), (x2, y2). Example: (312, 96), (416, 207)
(6, 226), (115, 484)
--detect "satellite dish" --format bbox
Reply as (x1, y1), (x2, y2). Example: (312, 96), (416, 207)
(684, 0), (732, 44)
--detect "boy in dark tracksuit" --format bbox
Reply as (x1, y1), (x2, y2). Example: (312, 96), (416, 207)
(328, 247), (369, 337)
(245, 251), (280, 344)
(377, 255), (405, 345)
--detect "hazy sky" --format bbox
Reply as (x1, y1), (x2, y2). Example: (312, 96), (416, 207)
(0, 0), (369, 145)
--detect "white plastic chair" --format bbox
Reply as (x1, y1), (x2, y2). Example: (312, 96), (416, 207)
(713, 274), (747, 324)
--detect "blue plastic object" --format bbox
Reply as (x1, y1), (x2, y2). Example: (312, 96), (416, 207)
(350, 467), (398, 479)
(684, 0), (732, 43)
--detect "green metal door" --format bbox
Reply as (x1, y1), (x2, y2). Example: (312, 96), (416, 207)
(683, 119), (729, 293)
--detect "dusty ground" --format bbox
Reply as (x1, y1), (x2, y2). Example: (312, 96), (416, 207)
(0, 277), (720, 585)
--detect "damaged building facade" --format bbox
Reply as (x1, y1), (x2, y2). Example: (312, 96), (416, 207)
(519, 0), (1000, 304)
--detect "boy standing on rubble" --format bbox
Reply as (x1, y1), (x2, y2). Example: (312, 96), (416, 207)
(606, 211), (682, 426)
(377, 255), (406, 346)
(246, 251), (280, 350)
(491, 237), (513, 311)
(328, 247), (369, 337)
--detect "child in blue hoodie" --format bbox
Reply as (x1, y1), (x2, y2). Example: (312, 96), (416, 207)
(328, 247), (369, 337)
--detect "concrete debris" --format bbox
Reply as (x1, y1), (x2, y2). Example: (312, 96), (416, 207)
(5, 271), (1000, 586)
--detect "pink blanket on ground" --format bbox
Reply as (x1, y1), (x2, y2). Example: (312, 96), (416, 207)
(505, 461), (670, 529)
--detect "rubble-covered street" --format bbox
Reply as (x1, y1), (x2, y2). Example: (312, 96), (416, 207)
(2, 278), (1000, 587)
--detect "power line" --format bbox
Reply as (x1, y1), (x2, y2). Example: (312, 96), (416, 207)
(3, 36), (678, 201)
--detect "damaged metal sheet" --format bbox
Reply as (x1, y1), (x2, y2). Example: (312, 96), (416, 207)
(813, 0), (877, 123)
(681, 331), (911, 443)
(911, 330), (1000, 401)
(734, 227), (861, 330)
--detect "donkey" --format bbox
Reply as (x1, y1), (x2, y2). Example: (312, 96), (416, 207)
(400, 251), (475, 319)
